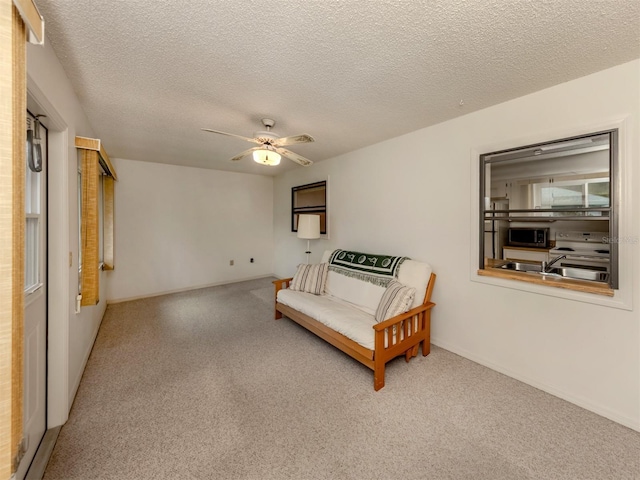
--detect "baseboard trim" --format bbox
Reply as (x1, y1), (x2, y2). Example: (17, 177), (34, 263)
(431, 337), (640, 432)
(25, 426), (61, 480)
(107, 274), (276, 304)
(69, 305), (105, 415)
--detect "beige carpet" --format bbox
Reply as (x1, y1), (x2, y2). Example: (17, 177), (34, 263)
(43, 278), (640, 480)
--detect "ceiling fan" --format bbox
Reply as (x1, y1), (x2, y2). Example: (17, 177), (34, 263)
(202, 118), (314, 166)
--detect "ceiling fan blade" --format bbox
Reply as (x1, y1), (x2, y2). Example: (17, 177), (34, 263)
(276, 147), (313, 167)
(271, 133), (315, 147)
(230, 147), (260, 162)
(201, 128), (261, 145)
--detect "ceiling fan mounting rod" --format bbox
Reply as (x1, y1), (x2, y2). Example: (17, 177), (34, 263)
(261, 118), (276, 130)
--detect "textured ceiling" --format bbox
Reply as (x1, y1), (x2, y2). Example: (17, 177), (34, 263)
(35, 0), (640, 176)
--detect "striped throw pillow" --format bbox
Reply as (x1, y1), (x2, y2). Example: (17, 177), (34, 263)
(290, 263), (328, 295)
(375, 280), (416, 323)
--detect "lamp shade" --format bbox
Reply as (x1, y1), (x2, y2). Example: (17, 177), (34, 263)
(253, 148), (281, 166)
(297, 214), (321, 239)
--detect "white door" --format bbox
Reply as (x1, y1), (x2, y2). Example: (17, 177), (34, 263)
(16, 112), (48, 479)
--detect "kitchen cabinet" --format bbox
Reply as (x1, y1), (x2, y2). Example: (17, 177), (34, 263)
(502, 247), (549, 264)
(490, 181), (512, 200)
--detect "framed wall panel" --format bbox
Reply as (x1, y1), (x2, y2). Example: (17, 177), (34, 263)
(292, 181), (327, 235)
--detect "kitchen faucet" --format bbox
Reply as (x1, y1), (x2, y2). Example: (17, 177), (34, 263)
(542, 255), (566, 273)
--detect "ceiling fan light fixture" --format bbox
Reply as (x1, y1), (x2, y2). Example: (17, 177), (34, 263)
(253, 148), (281, 166)
(202, 117), (314, 166)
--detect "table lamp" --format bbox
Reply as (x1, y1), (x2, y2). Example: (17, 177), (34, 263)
(297, 214), (321, 263)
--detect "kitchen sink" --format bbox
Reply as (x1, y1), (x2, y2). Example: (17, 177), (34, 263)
(544, 267), (609, 282)
(499, 262), (542, 273)
(498, 262), (609, 283)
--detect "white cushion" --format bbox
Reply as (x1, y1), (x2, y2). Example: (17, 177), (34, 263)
(277, 289), (421, 350)
(397, 259), (432, 308)
(324, 270), (386, 316)
(278, 289), (377, 350)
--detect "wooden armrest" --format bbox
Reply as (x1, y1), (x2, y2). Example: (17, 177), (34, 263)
(373, 302), (435, 332)
(273, 278), (294, 319)
(272, 277), (293, 287)
(273, 277), (293, 299)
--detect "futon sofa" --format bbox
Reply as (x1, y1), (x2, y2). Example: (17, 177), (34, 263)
(273, 249), (436, 390)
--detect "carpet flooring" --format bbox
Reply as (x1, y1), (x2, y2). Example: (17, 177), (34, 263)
(43, 278), (640, 479)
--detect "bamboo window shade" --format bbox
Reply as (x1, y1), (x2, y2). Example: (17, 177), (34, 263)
(103, 175), (115, 270)
(1, 3), (26, 477)
(76, 137), (117, 306)
(11, 0), (43, 44)
(80, 150), (100, 305)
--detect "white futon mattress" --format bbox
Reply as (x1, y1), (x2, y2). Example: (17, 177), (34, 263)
(277, 289), (376, 350)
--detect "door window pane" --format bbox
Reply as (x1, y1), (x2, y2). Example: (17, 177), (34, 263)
(25, 217), (39, 290)
(25, 113), (44, 293)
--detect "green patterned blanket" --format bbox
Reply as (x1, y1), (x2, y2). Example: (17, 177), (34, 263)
(328, 249), (408, 287)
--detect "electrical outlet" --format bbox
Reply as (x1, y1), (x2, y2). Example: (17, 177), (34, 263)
(250, 258), (254, 263)
(230, 260), (234, 266)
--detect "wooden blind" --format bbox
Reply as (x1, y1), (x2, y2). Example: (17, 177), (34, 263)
(80, 149), (100, 306)
(76, 137), (117, 305)
(10, 7), (25, 469)
(11, 0), (42, 44)
(103, 176), (115, 270)
(0, 3), (26, 477)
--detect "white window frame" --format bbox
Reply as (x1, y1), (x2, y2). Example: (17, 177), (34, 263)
(25, 114), (44, 300)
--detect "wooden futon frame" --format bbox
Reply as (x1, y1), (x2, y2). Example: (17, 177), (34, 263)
(273, 273), (436, 391)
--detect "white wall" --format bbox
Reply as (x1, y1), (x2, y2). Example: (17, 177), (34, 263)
(27, 39), (107, 426)
(273, 60), (640, 430)
(26, 33), (639, 433)
(107, 159), (274, 302)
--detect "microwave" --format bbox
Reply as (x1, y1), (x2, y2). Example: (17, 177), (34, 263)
(508, 228), (549, 248)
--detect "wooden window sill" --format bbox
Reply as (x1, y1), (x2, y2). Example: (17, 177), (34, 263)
(477, 268), (614, 297)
